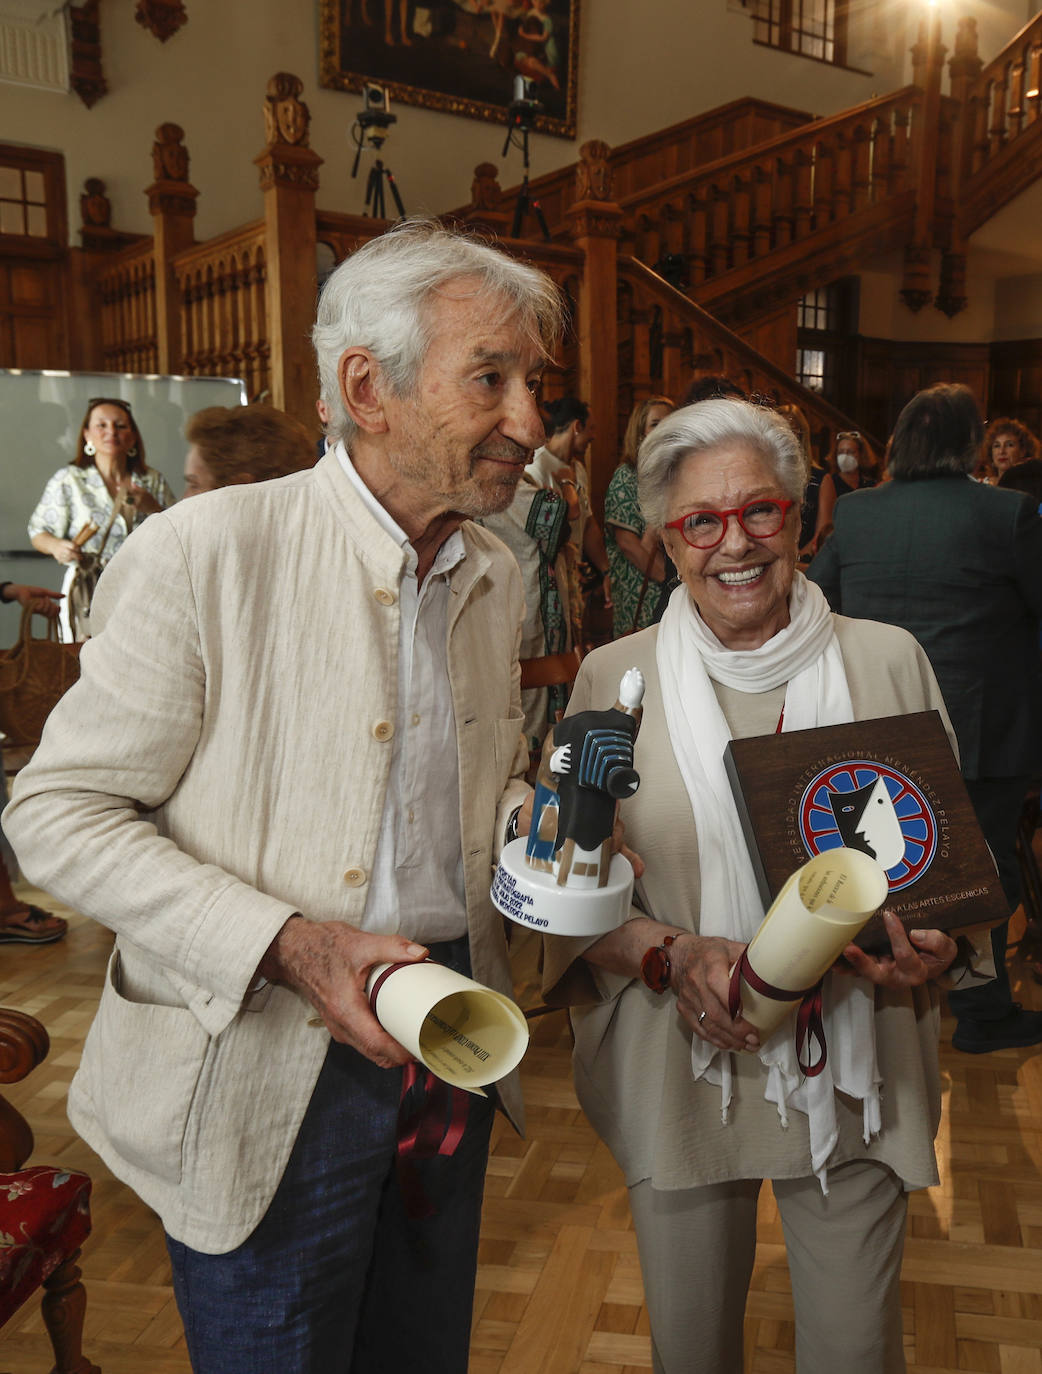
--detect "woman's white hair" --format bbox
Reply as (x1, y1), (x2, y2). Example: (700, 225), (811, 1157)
(638, 398), (810, 529)
(312, 219), (565, 445)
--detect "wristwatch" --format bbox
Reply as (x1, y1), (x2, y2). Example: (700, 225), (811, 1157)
(640, 933), (681, 994)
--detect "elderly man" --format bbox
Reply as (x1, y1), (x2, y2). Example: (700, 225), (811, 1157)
(4, 222), (562, 1373)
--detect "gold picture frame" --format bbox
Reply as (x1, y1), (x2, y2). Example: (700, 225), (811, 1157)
(318, 1), (579, 140)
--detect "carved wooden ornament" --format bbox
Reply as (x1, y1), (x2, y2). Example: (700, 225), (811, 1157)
(135, 0), (188, 43)
(263, 73), (312, 149)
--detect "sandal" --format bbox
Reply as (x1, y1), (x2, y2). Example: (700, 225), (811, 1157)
(0, 905), (68, 944)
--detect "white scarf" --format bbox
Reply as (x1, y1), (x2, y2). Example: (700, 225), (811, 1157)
(656, 573), (881, 1187)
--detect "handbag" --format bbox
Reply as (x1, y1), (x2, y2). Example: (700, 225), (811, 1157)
(0, 607), (81, 747)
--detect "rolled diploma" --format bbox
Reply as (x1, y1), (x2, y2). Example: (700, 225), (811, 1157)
(735, 848), (889, 1038)
(366, 961), (530, 1096)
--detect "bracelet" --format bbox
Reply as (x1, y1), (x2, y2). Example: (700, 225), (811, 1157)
(640, 932), (685, 994)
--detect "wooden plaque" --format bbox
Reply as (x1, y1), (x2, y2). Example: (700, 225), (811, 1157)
(724, 711), (1008, 953)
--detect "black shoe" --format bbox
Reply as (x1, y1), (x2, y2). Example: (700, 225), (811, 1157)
(952, 1004), (1042, 1054)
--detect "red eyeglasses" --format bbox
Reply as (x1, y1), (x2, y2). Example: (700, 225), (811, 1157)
(664, 497), (795, 549)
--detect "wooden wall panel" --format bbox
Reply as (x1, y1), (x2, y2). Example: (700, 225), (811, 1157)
(0, 260), (67, 369)
(856, 337), (990, 442)
(989, 339), (1042, 436)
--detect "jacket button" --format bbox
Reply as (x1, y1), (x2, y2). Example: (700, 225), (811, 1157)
(373, 720), (394, 741)
(343, 867), (366, 887)
(373, 587), (396, 606)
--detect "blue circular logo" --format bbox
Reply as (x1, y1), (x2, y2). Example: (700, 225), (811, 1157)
(798, 760), (937, 893)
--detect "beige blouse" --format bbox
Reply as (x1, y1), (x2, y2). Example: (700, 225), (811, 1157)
(542, 615), (963, 1193)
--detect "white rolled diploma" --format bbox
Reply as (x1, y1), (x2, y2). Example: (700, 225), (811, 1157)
(366, 961), (530, 1096)
(734, 849), (890, 1039)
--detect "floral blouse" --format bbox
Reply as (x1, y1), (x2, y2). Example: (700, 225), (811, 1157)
(28, 463), (175, 566)
(604, 461), (663, 639)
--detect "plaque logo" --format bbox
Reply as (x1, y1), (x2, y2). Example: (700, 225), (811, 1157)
(798, 761), (937, 892)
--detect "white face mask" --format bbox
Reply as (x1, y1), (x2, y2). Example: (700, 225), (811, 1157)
(837, 450), (858, 474)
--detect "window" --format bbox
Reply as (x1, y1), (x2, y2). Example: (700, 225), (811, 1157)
(749, 0), (848, 67)
(0, 147), (66, 249)
(795, 278), (858, 408)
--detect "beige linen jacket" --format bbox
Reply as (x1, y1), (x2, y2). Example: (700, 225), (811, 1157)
(5, 453), (530, 1254)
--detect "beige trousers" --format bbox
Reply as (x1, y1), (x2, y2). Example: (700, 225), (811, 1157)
(628, 1159), (908, 1374)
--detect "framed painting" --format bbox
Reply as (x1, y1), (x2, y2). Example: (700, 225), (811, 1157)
(318, 0), (579, 139)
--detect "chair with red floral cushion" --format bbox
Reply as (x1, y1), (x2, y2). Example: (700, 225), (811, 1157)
(0, 1007), (99, 1373)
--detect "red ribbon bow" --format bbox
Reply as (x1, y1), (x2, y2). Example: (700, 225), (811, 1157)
(727, 949), (827, 1077)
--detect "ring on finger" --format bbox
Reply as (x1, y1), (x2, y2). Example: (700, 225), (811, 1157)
(697, 1010), (707, 1024)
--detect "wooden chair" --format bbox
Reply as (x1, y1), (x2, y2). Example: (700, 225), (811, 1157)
(0, 1008), (100, 1374)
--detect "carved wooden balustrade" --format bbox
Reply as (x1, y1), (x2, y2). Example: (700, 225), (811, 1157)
(95, 238), (158, 373)
(617, 88), (926, 326)
(447, 98), (812, 238)
(958, 10), (1042, 235)
(617, 256), (878, 448)
(174, 222), (270, 398)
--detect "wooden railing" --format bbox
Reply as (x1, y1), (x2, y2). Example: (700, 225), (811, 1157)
(618, 257), (881, 448)
(618, 88), (924, 320)
(447, 97), (812, 236)
(173, 222), (270, 399)
(958, 11), (1042, 234)
(96, 238), (157, 374)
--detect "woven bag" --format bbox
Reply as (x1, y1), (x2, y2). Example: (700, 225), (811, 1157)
(0, 608), (81, 747)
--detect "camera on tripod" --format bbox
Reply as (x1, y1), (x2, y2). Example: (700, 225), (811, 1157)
(354, 83), (396, 153)
(350, 81), (406, 220)
(505, 75), (543, 138)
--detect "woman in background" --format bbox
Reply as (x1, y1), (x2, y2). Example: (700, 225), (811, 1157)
(812, 428), (876, 549)
(604, 396), (673, 637)
(29, 397), (174, 639)
(980, 416), (1038, 485)
(182, 404), (316, 496)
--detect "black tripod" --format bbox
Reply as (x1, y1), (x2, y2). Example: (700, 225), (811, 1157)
(503, 118), (550, 241)
(364, 159), (406, 221)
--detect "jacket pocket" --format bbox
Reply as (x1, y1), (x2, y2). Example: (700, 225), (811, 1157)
(492, 712), (527, 783)
(90, 949), (211, 1185)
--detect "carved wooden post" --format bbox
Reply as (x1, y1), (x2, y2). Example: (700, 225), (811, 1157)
(949, 18), (983, 184)
(901, 12), (945, 311)
(459, 162), (510, 236)
(566, 141), (622, 519)
(146, 123), (197, 372)
(255, 73), (323, 425)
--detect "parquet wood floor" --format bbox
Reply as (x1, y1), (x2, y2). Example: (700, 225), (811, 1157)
(4, 894), (1042, 1373)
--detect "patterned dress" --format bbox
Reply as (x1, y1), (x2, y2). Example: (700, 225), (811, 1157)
(604, 461), (662, 639)
(29, 463), (175, 639)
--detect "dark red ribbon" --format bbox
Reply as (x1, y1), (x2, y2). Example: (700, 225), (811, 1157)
(369, 960), (472, 1218)
(728, 949), (827, 1077)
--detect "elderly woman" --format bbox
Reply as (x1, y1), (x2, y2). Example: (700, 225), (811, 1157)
(980, 415), (1038, 483)
(536, 398), (962, 1374)
(29, 397), (174, 639)
(182, 403), (316, 497)
(604, 395), (673, 638)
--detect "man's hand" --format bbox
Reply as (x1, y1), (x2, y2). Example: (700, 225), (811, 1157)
(671, 932), (759, 1053)
(839, 910), (957, 989)
(258, 916), (429, 1067)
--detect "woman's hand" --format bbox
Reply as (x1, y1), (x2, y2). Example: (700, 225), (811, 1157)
(50, 539), (82, 565)
(839, 910), (957, 989)
(6, 584), (62, 618)
(126, 483), (163, 517)
(671, 932), (760, 1053)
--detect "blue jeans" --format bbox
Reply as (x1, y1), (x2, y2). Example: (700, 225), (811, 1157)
(166, 938), (495, 1374)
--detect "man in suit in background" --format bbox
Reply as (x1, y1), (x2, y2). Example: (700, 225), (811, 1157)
(810, 383), (1042, 1054)
(5, 221), (562, 1372)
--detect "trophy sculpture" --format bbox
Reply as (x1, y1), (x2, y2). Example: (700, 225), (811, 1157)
(491, 668), (645, 936)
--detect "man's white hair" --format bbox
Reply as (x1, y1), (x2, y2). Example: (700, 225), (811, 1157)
(312, 219), (565, 446)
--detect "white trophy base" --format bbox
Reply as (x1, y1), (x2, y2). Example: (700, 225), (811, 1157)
(491, 838), (635, 937)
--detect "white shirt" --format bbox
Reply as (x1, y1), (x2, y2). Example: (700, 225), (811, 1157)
(335, 443), (468, 942)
